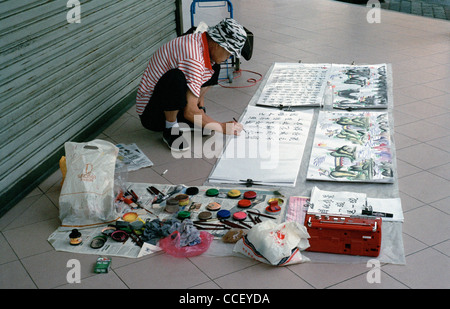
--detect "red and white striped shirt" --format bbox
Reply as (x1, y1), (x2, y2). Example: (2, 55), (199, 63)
(135, 32), (214, 115)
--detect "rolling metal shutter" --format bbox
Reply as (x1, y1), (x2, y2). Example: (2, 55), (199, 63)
(0, 0), (181, 216)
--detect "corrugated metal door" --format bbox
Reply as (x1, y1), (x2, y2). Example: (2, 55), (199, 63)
(0, 0), (181, 216)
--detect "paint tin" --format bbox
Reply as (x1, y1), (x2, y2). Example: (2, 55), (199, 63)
(165, 197), (180, 213)
(69, 229), (82, 246)
(175, 194), (190, 206)
(177, 210), (191, 220)
(217, 209), (231, 219)
(265, 200), (281, 215)
(233, 211), (247, 221)
(90, 235), (107, 249)
(122, 212), (138, 222)
(206, 188), (219, 197)
(237, 199), (252, 208)
(243, 190), (257, 199)
(102, 226), (116, 236)
(186, 186), (199, 195)
(206, 202), (221, 211)
(198, 211), (212, 220)
(111, 230), (129, 242)
(227, 189), (241, 198)
(268, 197), (284, 205)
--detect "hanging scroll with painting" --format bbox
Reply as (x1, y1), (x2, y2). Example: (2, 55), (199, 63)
(306, 110), (394, 183)
(329, 63), (389, 109)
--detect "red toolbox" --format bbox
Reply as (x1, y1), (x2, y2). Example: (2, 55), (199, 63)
(305, 213), (382, 257)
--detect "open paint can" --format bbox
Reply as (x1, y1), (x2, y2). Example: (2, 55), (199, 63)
(90, 235), (107, 249)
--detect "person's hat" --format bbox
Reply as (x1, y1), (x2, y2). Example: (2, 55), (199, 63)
(207, 18), (247, 58)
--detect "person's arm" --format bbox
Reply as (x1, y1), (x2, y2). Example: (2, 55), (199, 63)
(184, 89), (243, 135)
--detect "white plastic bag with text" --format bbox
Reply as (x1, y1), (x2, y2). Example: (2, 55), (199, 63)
(233, 220), (310, 266)
(59, 139), (119, 230)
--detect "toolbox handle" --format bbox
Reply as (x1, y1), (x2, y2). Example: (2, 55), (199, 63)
(308, 218), (377, 232)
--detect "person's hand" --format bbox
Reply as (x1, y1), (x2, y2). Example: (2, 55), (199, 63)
(222, 121), (243, 135)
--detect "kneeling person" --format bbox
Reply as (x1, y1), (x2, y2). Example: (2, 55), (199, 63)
(136, 18), (247, 151)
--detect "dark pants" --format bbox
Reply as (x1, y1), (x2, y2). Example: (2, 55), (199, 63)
(139, 64), (220, 132)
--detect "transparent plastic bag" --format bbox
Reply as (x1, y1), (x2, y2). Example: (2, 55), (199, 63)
(159, 231), (214, 258)
(59, 139), (119, 230)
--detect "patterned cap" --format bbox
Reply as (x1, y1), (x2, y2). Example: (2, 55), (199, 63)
(207, 18), (247, 58)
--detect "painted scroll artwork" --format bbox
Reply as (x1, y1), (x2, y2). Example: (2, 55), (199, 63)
(256, 63), (331, 107)
(307, 111), (394, 183)
(329, 64), (388, 109)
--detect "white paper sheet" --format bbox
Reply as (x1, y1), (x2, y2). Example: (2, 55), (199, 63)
(308, 187), (403, 222)
(208, 106), (314, 187)
(256, 62), (331, 107)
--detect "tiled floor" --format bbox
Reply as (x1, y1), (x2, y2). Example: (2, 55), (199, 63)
(1, 0), (449, 290)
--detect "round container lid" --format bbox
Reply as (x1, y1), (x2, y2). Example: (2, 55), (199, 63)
(227, 189), (241, 198)
(243, 190), (257, 199)
(237, 199), (252, 208)
(206, 202), (221, 211)
(268, 197), (284, 205)
(166, 197), (180, 205)
(177, 211), (191, 219)
(198, 211), (212, 220)
(174, 194), (189, 201)
(217, 209), (231, 219)
(122, 212), (138, 222)
(102, 226), (116, 236)
(265, 204), (281, 214)
(186, 187), (199, 195)
(205, 188), (219, 196)
(90, 235), (107, 249)
(233, 211), (247, 221)
(111, 230), (129, 242)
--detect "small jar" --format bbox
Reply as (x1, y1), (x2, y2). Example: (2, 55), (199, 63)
(69, 229), (82, 246)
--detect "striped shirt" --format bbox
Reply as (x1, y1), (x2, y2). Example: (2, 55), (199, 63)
(136, 32), (214, 115)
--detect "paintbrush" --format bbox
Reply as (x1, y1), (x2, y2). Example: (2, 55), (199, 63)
(233, 117), (247, 133)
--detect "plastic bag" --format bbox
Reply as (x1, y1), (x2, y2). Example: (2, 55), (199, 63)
(233, 220), (310, 266)
(59, 139), (119, 230)
(159, 231), (214, 258)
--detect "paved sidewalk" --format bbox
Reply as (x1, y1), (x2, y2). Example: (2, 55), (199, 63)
(338, 0), (450, 20)
(382, 0), (450, 20)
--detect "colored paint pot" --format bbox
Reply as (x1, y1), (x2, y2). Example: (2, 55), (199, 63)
(205, 188), (219, 197)
(206, 202), (221, 211)
(227, 189), (241, 198)
(217, 209), (231, 219)
(175, 194), (190, 206)
(122, 212), (138, 222)
(102, 226), (116, 236)
(237, 199), (252, 208)
(268, 197), (284, 205)
(233, 211), (247, 221)
(185, 187), (199, 195)
(243, 190), (257, 199)
(90, 235), (107, 249)
(198, 211), (212, 220)
(165, 197), (180, 213)
(111, 230), (129, 242)
(265, 200), (281, 215)
(177, 211), (191, 219)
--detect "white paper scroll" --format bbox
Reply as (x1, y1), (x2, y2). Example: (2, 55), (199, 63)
(256, 63), (331, 107)
(329, 63), (389, 109)
(208, 106), (314, 187)
(306, 110), (394, 183)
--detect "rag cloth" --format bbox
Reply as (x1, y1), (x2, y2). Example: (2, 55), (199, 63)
(142, 219), (201, 247)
